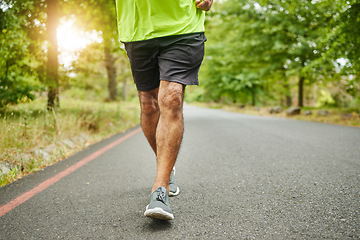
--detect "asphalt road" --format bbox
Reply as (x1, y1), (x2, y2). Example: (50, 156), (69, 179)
(0, 105), (359, 239)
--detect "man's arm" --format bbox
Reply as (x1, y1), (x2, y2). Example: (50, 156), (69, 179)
(195, 0), (213, 11)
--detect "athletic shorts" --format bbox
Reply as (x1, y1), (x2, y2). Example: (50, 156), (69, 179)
(124, 33), (207, 92)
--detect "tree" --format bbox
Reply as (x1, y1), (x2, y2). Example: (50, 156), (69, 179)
(312, 0), (360, 103)
(65, 0), (120, 101)
(199, 0), (340, 107)
(0, 0), (61, 110)
(200, 1), (285, 105)
(0, 1), (42, 108)
(46, 0), (60, 109)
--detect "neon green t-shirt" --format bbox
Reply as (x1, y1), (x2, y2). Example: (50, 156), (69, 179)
(116, 0), (205, 42)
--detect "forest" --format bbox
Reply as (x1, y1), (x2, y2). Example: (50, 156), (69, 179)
(1, 0), (359, 108)
(0, 0), (359, 185)
(199, 0), (359, 109)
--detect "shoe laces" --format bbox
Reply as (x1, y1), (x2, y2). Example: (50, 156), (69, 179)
(156, 188), (167, 204)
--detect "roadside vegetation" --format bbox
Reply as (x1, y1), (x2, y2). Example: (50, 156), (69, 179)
(0, 89), (140, 187)
(189, 101), (360, 127)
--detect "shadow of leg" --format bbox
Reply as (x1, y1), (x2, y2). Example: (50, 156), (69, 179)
(143, 219), (173, 232)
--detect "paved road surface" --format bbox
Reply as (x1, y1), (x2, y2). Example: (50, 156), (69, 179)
(0, 105), (359, 239)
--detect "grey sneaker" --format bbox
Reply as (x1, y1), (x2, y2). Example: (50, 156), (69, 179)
(144, 186), (174, 220)
(169, 167), (180, 197)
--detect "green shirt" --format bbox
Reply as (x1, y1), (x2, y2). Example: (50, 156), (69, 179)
(116, 0), (205, 42)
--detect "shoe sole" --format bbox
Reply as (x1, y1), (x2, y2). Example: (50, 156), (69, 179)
(144, 206), (174, 220)
(169, 187), (180, 197)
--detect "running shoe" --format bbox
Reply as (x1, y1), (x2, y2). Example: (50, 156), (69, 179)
(144, 186), (174, 220)
(169, 167), (180, 197)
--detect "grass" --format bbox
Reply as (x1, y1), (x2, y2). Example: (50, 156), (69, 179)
(191, 102), (360, 127)
(0, 90), (140, 187)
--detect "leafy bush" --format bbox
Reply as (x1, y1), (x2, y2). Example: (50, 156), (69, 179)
(0, 2), (43, 108)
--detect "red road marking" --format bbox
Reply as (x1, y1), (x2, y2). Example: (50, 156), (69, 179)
(0, 127), (142, 218)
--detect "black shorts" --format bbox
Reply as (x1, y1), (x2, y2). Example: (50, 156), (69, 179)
(124, 33), (207, 92)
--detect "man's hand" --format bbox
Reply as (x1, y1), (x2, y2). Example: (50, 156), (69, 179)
(195, 0), (213, 12)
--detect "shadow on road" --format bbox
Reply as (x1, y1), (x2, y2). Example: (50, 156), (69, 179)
(143, 219), (172, 232)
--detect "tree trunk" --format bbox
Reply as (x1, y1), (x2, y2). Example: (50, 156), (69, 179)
(284, 82), (292, 107)
(46, 0), (59, 110)
(283, 71), (292, 107)
(104, 34), (117, 101)
(286, 94), (292, 107)
(298, 74), (304, 107)
(298, 61), (305, 107)
(251, 88), (256, 106)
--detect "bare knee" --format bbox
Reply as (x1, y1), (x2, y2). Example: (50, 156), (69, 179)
(158, 86), (184, 117)
(139, 92), (159, 115)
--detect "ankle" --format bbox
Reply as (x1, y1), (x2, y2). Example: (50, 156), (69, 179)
(152, 184), (169, 193)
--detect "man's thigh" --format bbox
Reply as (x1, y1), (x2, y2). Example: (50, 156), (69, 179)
(158, 33), (206, 86)
(124, 40), (160, 92)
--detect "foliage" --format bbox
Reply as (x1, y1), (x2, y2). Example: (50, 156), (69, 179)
(64, 0), (122, 101)
(196, 0), (359, 107)
(0, 1), (43, 108)
(0, 0), (129, 109)
(322, 0), (360, 75)
(1, 0), (359, 110)
(316, 89), (335, 107)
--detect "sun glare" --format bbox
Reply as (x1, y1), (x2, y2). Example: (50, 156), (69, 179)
(57, 19), (102, 68)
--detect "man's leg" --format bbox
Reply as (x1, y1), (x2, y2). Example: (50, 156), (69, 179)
(138, 81), (184, 194)
(138, 88), (159, 155)
(152, 81), (185, 193)
(141, 81), (183, 220)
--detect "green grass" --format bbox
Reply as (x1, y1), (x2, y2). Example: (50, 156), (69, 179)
(0, 90), (140, 187)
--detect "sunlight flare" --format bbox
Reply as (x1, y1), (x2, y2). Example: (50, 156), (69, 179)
(57, 18), (102, 68)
